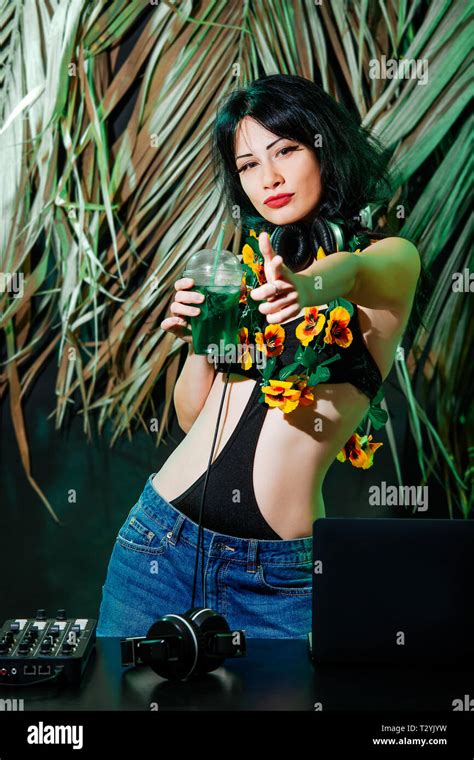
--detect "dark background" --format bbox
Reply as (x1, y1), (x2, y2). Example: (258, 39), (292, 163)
(0, 8), (454, 624)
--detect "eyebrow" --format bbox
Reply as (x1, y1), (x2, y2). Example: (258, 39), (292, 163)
(235, 137), (288, 161)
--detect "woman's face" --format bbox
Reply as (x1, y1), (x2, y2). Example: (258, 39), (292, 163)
(234, 116), (322, 225)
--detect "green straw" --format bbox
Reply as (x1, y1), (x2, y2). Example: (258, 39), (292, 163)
(210, 221), (226, 286)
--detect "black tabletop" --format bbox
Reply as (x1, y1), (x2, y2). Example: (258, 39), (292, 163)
(1, 637), (472, 712)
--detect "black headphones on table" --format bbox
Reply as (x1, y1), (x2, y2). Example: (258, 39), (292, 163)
(121, 603), (245, 682)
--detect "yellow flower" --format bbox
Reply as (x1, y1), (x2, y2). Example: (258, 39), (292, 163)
(237, 327), (253, 370)
(242, 243), (255, 265)
(261, 379), (301, 413)
(242, 242), (265, 285)
(261, 375), (315, 413)
(295, 307), (326, 346)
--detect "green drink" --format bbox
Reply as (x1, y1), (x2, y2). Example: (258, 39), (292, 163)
(190, 285), (241, 355)
(183, 247), (243, 357)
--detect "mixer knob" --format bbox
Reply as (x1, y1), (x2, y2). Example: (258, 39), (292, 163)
(36, 609), (46, 620)
(56, 609), (66, 621)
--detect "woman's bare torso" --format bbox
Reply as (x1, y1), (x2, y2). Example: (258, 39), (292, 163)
(153, 301), (410, 540)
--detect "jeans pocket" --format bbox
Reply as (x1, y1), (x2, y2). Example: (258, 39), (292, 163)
(116, 502), (171, 555)
(257, 560), (313, 595)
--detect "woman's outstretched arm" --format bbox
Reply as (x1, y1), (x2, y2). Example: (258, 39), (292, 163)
(301, 237), (421, 311)
(251, 233), (421, 321)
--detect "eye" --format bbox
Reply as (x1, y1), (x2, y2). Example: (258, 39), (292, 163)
(237, 161), (257, 174)
(237, 145), (298, 174)
(276, 146), (298, 158)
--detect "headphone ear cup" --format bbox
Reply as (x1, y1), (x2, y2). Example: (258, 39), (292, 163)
(270, 223), (314, 273)
(184, 608), (232, 675)
(144, 614), (205, 682)
(310, 217), (337, 254)
(310, 216), (349, 254)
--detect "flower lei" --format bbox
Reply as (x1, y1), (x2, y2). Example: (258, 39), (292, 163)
(236, 228), (388, 469)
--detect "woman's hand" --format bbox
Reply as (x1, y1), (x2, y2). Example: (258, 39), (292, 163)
(160, 277), (205, 344)
(249, 232), (307, 324)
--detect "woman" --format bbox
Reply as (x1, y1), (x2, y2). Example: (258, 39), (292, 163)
(96, 75), (421, 639)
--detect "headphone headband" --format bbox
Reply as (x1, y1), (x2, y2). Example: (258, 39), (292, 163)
(325, 219), (345, 252)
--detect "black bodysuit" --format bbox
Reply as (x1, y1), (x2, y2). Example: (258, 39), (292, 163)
(169, 301), (383, 540)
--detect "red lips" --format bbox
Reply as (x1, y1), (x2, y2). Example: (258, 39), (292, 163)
(264, 193), (294, 208)
(264, 193), (294, 204)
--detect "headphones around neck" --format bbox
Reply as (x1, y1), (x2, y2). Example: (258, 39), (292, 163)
(268, 206), (373, 273)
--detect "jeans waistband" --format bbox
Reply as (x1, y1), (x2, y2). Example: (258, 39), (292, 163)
(142, 474), (313, 566)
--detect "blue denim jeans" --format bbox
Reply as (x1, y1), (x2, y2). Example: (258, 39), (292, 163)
(96, 474), (313, 639)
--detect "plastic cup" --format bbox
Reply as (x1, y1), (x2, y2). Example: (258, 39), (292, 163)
(183, 248), (243, 356)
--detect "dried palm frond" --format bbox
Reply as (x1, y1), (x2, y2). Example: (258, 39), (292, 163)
(0, 0), (471, 518)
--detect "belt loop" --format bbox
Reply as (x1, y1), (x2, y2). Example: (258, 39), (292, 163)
(167, 513), (185, 545)
(247, 539), (259, 573)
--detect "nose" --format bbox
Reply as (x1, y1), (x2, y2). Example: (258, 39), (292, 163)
(262, 164), (284, 191)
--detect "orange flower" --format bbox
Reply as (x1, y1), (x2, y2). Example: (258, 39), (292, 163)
(239, 272), (250, 304)
(255, 324), (285, 358)
(361, 434), (383, 467)
(253, 260), (266, 285)
(336, 433), (383, 469)
(324, 306), (353, 348)
(237, 327), (253, 370)
(291, 375), (315, 406)
(261, 379), (301, 413)
(295, 307), (326, 347)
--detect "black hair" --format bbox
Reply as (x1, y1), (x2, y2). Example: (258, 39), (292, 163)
(211, 73), (395, 236)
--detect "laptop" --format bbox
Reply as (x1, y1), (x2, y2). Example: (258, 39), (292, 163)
(308, 517), (474, 666)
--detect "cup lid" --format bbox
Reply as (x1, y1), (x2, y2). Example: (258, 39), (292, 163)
(183, 248), (242, 283)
